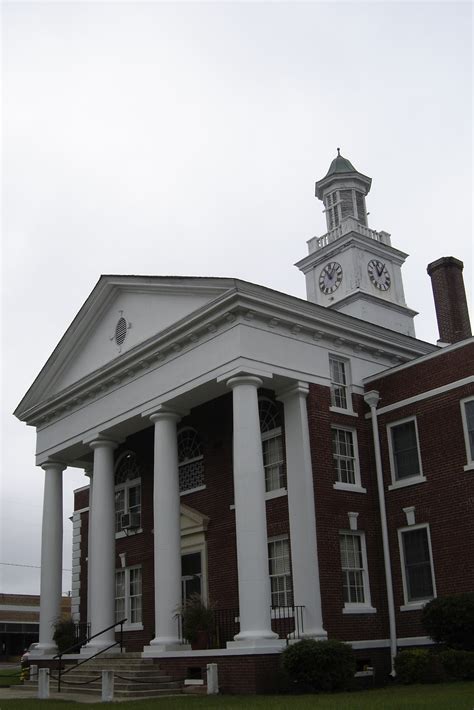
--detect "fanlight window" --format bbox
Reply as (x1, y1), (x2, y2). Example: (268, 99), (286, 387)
(258, 398), (286, 492)
(178, 427), (205, 493)
(114, 451), (141, 533)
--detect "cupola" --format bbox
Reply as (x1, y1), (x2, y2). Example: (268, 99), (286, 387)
(315, 149), (372, 231)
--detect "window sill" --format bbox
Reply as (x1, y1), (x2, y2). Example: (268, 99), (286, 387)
(463, 462), (474, 472)
(180, 485), (206, 496)
(354, 670), (374, 677)
(265, 488), (287, 501)
(115, 528), (143, 540)
(330, 407), (358, 418)
(400, 600), (431, 612)
(333, 482), (367, 494)
(388, 475), (426, 491)
(343, 605), (377, 615)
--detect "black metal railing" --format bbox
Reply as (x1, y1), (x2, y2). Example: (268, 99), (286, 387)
(52, 618), (127, 692)
(271, 605), (305, 643)
(177, 605), (305, 648)
(74, 622), (90, 646)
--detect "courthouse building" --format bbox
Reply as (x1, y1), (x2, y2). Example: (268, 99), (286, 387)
(15, 153), (473, 691)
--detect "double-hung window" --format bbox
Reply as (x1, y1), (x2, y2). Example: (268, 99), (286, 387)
(388, 417), (424, 488)
(398, 525), (436, 608)
(115, 566), (142, 627)
(259, 398), (286, 493)
(339, 531), (374, 613)
(461, 397), (474, 470)
(114, 451), (141, 534)
(268, 537), (293, 608)
(329, 356), (352, 412)
(332, 427), (364, 490)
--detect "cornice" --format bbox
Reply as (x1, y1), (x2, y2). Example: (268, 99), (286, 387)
(18, 285), (437, 428)
(295, 232), (408, 272)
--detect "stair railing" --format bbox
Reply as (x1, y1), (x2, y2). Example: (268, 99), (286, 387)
(52, 618), (127, 693)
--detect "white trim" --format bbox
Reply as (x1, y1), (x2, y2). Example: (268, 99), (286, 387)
(74, 506), (90, 514)
(141, 647), (283, 658)
(388, 476), (426, 491)
(364, 338), (473, 383)
(343, 605), (377, 615)
(329, 407), (358, 417)
(0, 605), (39, 613)
(365, 376), (474, 418)
(333, 482), (367, 493)
(397, 636), (433, 647)
(398, 523), (437, 607)
(460, 396), (474, 467)
(349, 636), (434, 650)
(116, 528), (143, 540)
(387, 416), (424, 487)
(265, 488), (287, 501)
(180, 485), (207, 497)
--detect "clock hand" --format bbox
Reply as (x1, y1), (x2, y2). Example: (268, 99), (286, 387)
(376, 263), (385, 277)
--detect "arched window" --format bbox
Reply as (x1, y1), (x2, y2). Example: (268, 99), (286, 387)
(178, 427), (205, 493)
(114, 451), (141, 533)
(258, 398), (286, 492)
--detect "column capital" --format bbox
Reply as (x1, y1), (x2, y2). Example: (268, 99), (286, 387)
(40, 460), (66, 473)
(276, 381), (310, 402)
(226, 374), (263, 390)
(89, 438), (119, 451)
(364, 390), (380, 409)
(149, 409), (182, 424)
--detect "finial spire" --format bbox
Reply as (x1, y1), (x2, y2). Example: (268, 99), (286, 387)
(337, 147), (340, 156)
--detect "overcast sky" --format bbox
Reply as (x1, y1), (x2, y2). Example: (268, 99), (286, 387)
(1, 1), (472, 596)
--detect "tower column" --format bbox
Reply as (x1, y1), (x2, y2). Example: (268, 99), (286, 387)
(226, 375), (279, 648)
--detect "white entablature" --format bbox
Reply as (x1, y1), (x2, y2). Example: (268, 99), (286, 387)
(14, 274), (435, 469)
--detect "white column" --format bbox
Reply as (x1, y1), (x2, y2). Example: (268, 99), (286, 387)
(227, 375), (279, 648)
(36, 461), (65, 655)
(143, 409), (184, 653)
(85, 439), (118, 652)
(278, 383), (327, 639)
(84, 468), (93, 626)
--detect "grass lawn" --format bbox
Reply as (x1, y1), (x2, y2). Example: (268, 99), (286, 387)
(0, 683), (473, 709)
(0, 667), (23, 687)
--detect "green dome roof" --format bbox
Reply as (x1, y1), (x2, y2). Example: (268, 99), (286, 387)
(325, 151), (357, 177)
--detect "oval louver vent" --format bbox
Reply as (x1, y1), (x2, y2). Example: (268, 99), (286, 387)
(115, 317), (127, 346)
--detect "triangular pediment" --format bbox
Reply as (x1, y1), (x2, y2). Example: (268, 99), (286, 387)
(15, 275), (235, 418)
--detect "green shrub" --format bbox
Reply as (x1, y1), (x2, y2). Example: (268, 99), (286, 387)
(421, 593), (474, 650)
(53, 616), (77, 653)
(437, 649), (474, 680)
(281, 639), (356, 692)
(394, 649), (446, 684)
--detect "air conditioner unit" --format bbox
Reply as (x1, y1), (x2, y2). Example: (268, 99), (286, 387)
(121, 512), (140, 530)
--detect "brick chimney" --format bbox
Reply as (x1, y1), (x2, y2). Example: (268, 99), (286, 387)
(427, 256), (472, 344)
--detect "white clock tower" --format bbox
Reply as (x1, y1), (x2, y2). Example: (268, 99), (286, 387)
(296, 150), (417, 337)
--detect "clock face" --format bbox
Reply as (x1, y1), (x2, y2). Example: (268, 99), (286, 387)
(319, 262), (343, 294)
(368, 259), (391, 291)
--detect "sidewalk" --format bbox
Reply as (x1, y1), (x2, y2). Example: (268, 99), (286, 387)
(0, 686), (105, 703)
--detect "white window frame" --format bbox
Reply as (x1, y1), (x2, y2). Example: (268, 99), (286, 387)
(115, 477), (142, 538)
(178, 426), (206, 495)
(115, 565), (143, 631)
(387, 416), (426, 490)
(339, 531), (376, 614)
(268, 535), (293, 609)
(329, 355), (356, 415)
(460, 396), (474, 471)
(332, 426), (366, 493)
(259, 397), (286, 497)
(398, 523), (436, 611)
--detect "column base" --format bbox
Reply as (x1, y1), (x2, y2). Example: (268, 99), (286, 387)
(287, 629), (328, 642)
(30, 644), (57, 658)
(227, 638), (285, 651)
(80, 641), (120, 657)
(142, 642), (191, 655)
